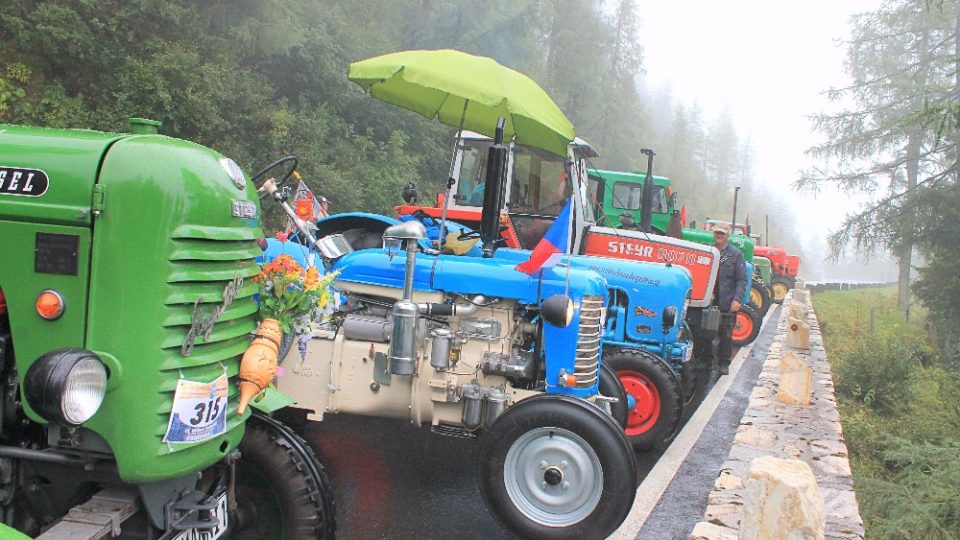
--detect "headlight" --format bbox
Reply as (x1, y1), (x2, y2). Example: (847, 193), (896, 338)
(541, 295), (575, 327)
(25, 349), (108, 425)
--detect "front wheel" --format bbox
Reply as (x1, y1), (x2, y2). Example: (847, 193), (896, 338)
(232, 412), (336, 539)
(604, 348), (683, 451)
(731, 304), (761, 347)
(478, 395), (637, 540)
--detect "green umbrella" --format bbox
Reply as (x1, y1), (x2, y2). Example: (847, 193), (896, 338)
(348, 49), (574, 156)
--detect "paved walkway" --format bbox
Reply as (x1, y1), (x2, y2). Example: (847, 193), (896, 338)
(616, 305), (781, 540)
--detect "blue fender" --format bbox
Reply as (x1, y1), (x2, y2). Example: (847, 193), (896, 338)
(316, 212), (481, 255)
(258, 238), (313, 268)
(743, 262), (754, 305)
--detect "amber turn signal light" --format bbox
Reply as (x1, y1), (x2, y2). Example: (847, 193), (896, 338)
(36, 290), (65, 320)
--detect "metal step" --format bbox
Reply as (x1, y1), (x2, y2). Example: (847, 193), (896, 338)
(37, 488), (138, 540)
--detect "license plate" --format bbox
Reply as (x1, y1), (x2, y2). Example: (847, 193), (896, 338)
(171, 492), (228, 540)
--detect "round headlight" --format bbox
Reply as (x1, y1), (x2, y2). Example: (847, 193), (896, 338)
(61, 357), (108, 424)
(25, 349), (108, 426)
(542, 295), (575, 328)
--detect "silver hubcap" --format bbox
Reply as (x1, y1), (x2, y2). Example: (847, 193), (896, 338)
(503, 427), (603, 527)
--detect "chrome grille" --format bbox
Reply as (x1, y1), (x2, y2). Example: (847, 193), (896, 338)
(574, 295), (604, 388)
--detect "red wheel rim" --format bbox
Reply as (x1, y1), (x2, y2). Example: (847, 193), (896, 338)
(732, 311), (753, 341)
(616, 370), (661, 435)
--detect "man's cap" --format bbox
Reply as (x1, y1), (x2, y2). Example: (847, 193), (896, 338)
(713, 224), (731, 234)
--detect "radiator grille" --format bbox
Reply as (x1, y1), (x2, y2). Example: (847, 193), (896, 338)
(574, 295), (604, 388)
(156, 226), (262, 446)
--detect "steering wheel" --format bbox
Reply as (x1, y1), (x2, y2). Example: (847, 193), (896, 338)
(251, 156), (298, 198)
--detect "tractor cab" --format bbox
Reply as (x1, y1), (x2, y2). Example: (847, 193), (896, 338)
(400, 130), (596, 251)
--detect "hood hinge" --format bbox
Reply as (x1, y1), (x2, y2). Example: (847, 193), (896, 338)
(92, 184), (105, 217)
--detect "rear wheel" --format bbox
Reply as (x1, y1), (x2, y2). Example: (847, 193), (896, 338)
(771, 277), (791, 304)
(731, 304), (761, 347)
(232, 412), (336, 539)
(478, 395), (637, 540)
(604, 348), (683, 451)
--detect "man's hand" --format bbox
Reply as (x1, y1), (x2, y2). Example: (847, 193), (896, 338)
(731, 300), (741, 312)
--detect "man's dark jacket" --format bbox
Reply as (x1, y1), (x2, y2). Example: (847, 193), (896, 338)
(715, 243), (747, 312)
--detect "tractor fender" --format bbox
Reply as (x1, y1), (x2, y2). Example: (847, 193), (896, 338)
(316, 212), (400, 251)
(249, 386), (296, 414)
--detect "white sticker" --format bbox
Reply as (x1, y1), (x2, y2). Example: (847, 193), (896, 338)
(163, 374), (228, 443)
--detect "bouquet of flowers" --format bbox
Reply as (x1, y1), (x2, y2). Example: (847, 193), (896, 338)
(254, 254), (336, 333)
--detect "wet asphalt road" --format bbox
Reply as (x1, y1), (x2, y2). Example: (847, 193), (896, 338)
(296, 333), (764, 539)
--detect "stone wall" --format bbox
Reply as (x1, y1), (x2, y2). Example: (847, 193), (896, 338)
(690, 291), (864, 540)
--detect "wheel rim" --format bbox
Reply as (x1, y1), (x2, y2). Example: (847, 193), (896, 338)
(732, 311), (753, 342)
(750, 288), (763, 306)
(503, 427), (604, 527)
(772, 283), (788, 301)
(617, 370), (661, 435)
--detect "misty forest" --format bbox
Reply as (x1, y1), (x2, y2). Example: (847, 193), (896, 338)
(6, 0), (960, 538)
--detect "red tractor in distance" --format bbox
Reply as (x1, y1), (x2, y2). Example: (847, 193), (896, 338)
(702, 219), (801, 304)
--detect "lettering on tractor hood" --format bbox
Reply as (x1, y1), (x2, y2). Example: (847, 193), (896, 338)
(0, 166), (49, 197)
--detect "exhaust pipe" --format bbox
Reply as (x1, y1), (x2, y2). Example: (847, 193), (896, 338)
(383, 221), (427, 375)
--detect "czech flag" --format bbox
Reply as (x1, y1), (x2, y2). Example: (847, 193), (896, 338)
(515, 198), (573, 275)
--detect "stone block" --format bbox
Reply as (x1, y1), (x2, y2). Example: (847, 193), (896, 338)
(691, 521), (738, 540)
(735, 426), (778, 448)
(789, 302), (809, 321)
(779, 351), (812, 405)
(740, 456), (826, 540)
(796, 278), (806, 290)
(786, 317), (810, 350)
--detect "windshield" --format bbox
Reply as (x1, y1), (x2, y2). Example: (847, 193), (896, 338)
(454, 139), (572, 216)
(510, 144), (570, 215)
(453, 141), (488, 207)
(610, 181), (668, 213)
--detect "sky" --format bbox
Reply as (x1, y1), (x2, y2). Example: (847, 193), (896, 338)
(637, 0), (890, 279)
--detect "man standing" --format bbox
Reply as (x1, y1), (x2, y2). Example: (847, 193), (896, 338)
(712, 224), (747, 375)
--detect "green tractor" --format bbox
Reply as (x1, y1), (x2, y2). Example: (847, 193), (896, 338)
(0, 120), (335, 538)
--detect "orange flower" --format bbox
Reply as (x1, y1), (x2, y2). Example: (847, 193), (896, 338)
(305, 266), (319, 288)
(295, 198), (314, 222)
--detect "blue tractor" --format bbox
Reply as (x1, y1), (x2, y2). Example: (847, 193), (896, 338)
(282, 196), (698, 451)
(394, 133), (712, 450)
(258, 131), (640, 538)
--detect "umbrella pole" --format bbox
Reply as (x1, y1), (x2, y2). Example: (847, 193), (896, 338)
(438, 101), (469, 248)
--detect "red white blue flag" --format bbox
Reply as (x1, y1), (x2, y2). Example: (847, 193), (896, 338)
(515, 197), (573, 275)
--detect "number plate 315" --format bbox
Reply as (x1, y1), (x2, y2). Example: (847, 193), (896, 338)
(163, 374), (229, 444)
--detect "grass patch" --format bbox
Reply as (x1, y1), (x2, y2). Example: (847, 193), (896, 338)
(814, 286), (960, 539)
